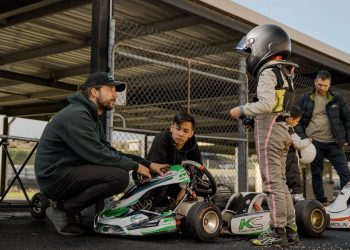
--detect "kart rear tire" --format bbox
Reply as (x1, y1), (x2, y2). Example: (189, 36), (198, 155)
(295, 199), (327, 237)
(30, 192), (50, 220)
(186, 202), (222, 241)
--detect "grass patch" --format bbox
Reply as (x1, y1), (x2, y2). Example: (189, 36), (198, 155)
(2, 187), (39, 200)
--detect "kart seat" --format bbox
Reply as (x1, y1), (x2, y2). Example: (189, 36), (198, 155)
(224, 193), (244, 214)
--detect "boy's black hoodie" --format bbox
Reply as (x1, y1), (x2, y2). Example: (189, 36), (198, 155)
(35, 92), (150, 193)
(146, 130), (202, 165)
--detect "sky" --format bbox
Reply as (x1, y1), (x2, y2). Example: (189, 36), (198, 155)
(0, 116), (46, 139)
(232, 0), (350, 54)
(2, 0), (350, 138)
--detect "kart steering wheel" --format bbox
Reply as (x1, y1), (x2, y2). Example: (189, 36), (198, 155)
(181, 160), (217, 197)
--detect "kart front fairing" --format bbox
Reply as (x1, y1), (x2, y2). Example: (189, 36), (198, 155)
(94, 165), (190, 236)
(325, 182), (350, 229)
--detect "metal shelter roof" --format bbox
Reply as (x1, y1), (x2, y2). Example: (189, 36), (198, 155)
(0, 0), (350, 121)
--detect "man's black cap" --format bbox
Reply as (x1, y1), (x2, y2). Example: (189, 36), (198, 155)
(82, 72), (126, 92)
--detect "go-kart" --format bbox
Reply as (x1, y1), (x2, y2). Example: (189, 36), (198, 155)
(325, 181), (350, 229)
(220, 191), (328, 237)
(93, 160), (223, 241)
(30, 160), (330, 239)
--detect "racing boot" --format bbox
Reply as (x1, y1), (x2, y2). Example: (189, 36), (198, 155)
(251, 227), (288, 246)
(285, 224), (299, 245)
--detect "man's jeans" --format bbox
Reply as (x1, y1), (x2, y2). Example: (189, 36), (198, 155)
(311, 140), (350, 202)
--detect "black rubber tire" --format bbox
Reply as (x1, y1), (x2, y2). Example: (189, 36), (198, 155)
(186, 202), (222, 241)
(30, 192), (50, 220)
(295, 199), (327, 237)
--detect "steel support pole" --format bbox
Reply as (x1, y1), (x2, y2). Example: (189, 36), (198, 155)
(0, 116), (8, 196)
(91, 0), (112, 135)
(237, 57), (248, 192)
(90, 0), (113, 216)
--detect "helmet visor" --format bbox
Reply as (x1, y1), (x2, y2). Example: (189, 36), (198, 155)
(234, 36), (253, 55)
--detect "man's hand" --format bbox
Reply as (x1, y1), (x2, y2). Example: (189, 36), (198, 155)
(150, 162), (169, 176)
(136, 164), (151, 181)
(230, 107), (241, 119)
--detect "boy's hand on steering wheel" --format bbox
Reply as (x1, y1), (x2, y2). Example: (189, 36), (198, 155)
(150, 162), (169, 176)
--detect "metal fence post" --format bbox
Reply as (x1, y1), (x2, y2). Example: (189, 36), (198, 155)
(238, 57), (248, 192)
(0, 116), (8, 196)
(187, 61), (191, 114)
(106, 17), (116, 143)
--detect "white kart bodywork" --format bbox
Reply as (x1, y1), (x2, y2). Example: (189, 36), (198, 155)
(325, 182), (350, 229)
(93, 161), (223, 241)
(222, 192), (270, 236)
(221, 191), (328, 237)
(94, 166), (189, 235)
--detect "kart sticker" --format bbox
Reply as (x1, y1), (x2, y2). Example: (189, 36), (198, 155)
(239, 216), (264, 230)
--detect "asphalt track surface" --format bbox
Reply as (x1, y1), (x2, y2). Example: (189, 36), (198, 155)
(1, 212), (349, 250)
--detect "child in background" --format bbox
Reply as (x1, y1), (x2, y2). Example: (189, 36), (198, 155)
(286, 105), (313, 201)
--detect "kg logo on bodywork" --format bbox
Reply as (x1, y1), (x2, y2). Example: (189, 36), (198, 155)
(239, 216), (264, 230)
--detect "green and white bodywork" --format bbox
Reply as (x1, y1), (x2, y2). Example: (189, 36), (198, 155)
(94, 165), (190, 235)
(222, 192), (270, 236)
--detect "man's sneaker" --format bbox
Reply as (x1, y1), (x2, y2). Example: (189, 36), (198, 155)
(286, 224), (299, 245)
(46, 207), (85, 236)
(251, 228), (288, 246)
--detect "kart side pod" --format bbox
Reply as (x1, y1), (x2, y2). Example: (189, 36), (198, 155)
(221, 192), (328, 237)
(222, 192), (270, 236)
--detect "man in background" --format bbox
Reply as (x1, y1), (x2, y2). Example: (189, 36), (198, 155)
(295, 70), (350, 205)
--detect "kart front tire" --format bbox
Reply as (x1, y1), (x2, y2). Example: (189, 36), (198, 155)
(295, 199), (327, 237)
(186, 202), (222, 241)
(30, 192), (50, 220)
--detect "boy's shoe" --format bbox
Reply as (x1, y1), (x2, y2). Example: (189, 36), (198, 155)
(286, 224), (299, 245)
(317, 198), (331, 207)
(292, 193), (305, 202)
(321, 201), (331, 207)
(46, 207), (85, 236)
(251, 228), (288, 246)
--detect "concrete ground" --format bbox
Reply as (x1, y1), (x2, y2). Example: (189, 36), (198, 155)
(0, 211), (349, 250)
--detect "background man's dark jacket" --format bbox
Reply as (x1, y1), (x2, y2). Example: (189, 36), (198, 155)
(295, 89), (350, 145)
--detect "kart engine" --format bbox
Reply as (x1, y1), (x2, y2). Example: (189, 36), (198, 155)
(131, 186), (177, 212)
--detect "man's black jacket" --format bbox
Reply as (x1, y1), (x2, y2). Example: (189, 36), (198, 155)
(35, 92), (150, 193)
(295, 89), (350, 145)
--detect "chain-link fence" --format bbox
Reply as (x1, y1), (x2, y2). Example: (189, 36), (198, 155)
(4, 20), (350, 197)
(111, 19), (350, 193)
(111, 20), (249, 192)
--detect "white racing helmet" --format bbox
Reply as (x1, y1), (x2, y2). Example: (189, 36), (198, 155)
(299, 143), (316, 164)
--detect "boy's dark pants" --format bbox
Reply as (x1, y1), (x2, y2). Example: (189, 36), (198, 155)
(286, 147), (303, 194)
